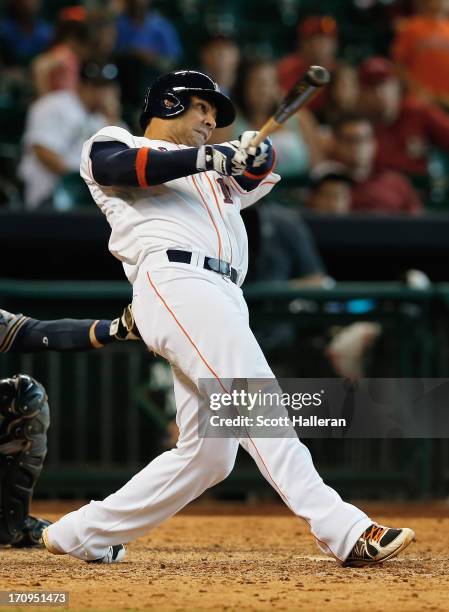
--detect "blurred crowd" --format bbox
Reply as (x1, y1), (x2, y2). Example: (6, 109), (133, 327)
(4, 0), (449, 378)
(2, 0), (449, 216)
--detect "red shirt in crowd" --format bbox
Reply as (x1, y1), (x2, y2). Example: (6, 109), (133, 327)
(374, 97), (449, 176)
(351, 170), (423, 215)
(392, 16), (449, 104)
(277, 54), (327, 113)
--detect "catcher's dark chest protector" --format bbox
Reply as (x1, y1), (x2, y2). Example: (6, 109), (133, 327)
(0, 374), (50, 546)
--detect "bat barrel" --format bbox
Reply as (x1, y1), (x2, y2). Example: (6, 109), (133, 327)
(274, 65), (330, 123)
(305, 65), (331, 87)
(248, 65), (330, 148)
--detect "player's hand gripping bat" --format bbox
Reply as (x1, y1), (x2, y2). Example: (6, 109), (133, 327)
(248, 65), (330, 149)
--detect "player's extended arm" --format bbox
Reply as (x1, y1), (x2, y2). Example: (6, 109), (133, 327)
(89, 139), (250, 187)
(3, 305), (140, 353)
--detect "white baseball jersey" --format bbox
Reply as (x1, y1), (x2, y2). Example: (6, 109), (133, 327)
(80, 126), (280, 284)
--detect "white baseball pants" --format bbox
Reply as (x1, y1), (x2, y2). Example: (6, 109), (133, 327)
(46, 252), (371, 562)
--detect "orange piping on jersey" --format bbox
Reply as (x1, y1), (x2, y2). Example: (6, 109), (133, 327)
(173, 141), (223, 259)
(205, 173), (233, 265)
(145, 270), (301, 523)
(205, 173), (223, 216)
(146, 270), (226, 390)
(191, 174), (222, 260)
(172, 145), (221, 259)
(136, 147), (150, 188)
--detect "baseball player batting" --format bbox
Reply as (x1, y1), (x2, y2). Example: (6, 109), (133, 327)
(0, 306), (139, 548)
(42, 70), (414, 566)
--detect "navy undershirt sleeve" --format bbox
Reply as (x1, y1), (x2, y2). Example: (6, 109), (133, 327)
(90, 141), (200, 187)
(10, 318), (113, 352)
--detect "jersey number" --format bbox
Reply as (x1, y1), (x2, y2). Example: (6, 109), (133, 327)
(217, 178), (234, 204)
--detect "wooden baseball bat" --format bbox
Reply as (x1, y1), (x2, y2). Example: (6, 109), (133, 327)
(249, 65), (331, 148)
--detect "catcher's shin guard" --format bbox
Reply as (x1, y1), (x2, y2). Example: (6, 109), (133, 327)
(0, 374), (50, 546)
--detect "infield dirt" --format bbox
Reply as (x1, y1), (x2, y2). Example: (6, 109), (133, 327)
(0, 501), (448, 612)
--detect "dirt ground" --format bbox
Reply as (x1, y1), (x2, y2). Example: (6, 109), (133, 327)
(0, 500), (448, 612)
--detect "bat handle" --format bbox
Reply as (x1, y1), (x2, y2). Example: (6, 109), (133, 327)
(248, 118), (281, 148)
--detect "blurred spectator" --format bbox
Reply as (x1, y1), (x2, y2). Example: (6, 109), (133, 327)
(32, 19), (90, 97)
(307, 166), (352, 215)
(242, 201), (380, 379)
(242, 201), (328, 372)
(318, 115), (423, 215)
(199, 35), (240, 97)
(0, 0), (52, 68)
(322, 62), (360, 126)
(58, 6), (87, 22)
(243, 201), (327, 287)
(116, 0), (182, 71)
(392, 0), (449, 105)
(88, 14), (118, 65)
(230, 59), (322, 177)
(359, 56), (449, 177)
(277, 15), (337, 115)
(19, 62), (120, 210)
(320, 61), (360, 156)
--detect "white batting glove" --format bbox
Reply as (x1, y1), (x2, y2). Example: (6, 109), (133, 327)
(238, 131), (271, 168)
(196, 143), (247, 176)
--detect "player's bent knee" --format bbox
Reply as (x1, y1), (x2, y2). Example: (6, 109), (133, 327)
(199, 445), (237, 485)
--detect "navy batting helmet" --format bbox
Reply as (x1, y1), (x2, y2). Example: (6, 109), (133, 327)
(139, 70), (236, 131)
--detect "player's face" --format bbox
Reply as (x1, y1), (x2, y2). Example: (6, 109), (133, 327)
(170, 96), (217, 146)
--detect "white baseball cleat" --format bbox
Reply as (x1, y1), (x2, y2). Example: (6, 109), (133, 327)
(42, 527), (125, 563)
(342, 523), (415, 567)
(86, 544), (126, 564)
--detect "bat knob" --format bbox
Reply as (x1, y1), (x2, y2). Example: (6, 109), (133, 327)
(307, 65), (331, 87)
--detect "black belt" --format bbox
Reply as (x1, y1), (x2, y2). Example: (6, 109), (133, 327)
(166, 250), (238, 284)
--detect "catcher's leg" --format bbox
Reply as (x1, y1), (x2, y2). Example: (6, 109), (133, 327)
(0, 374), (51, 547)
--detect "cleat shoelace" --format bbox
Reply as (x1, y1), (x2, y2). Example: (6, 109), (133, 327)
(363, 524), (386, 544)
